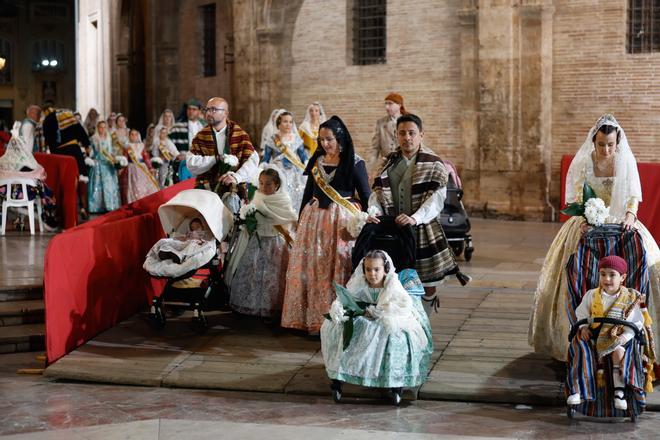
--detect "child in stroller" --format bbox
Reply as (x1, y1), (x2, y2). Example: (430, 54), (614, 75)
(565, 226), (655, 421)
(321, 249), (433, 405)
(143, 189), (234, 332)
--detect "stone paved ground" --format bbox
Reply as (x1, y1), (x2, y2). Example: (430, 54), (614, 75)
(43, 219), (660, 409)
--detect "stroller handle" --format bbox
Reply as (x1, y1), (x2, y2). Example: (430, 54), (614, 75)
(568, 317), (646, 346)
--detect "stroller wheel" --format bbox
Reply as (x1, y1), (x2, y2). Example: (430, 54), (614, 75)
(390, 387), (402, 406)
(451, 241), (464, 257)
(464, 246), (474, 262)
(191, 310), (208, 334)
(331, 380), (342, 403)
(566, 406), (575, 419)
(148, 301), (166, 330)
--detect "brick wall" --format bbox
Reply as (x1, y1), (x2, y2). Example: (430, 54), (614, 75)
(551, 0), (660, 204)
(288, 0), (463, 167)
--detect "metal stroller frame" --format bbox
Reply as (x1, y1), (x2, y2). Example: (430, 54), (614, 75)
(146, 189), (234, 333)
(440, 173), (474, 261)
(564, 224), (652, 422)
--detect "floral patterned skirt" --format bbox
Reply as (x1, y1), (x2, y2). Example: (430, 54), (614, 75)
(281, 203), (354, 332)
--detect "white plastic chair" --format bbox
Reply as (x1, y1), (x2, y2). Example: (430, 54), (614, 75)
(0, 178), (44, 235)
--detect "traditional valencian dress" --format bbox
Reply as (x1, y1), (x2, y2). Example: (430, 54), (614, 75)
(124, 140), (159, 203)
(262, 131), (308, 211)
(320, 254), (433, 388)
(281, 116), (371, 333)
(529, 115), (660, 361)
(226, 166), (298, 318)
(298, 102), (327, 156)
(88, 131), (121, 213)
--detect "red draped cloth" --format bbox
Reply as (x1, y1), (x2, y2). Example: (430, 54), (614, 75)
(44, 179), (195, 363)
(560, 155), (660, 243)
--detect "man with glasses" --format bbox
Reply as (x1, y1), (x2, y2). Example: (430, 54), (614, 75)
(187, 97), (257, 202)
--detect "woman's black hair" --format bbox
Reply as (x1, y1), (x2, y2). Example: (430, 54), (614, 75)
(304, 115), (356, 188)
(396, 113), (423, 132)
(275, 111), (293, 128)
(592, 124), (620, 145)
(362, 249), (391, 274)
(259, 168), (281, 189)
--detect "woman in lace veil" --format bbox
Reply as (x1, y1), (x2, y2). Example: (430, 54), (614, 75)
(298, 102), (327, 155)
(529, 114), (660, 361)
(259, 109), (284, 157)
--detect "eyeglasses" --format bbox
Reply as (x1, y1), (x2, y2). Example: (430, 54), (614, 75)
(204, 107), (227, 114)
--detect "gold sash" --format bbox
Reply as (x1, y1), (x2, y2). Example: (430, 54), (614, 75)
(310, 164), (361, 217)
(158, 142), (173, 161)
(274, 136), (306, 171)
(127, 146), (160, 191)
(100, 148), (116, 165)
(274, 224), (295, 247)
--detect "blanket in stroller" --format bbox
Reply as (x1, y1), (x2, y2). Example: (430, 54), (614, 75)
(143, 237), (216, 278)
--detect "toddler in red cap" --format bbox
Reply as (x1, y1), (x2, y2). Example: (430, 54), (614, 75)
(566, 255), (646, 410)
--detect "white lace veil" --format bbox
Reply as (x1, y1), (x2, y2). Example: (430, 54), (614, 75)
(347, 250), (398, 293)
(0, 122), (39, 171)
(153, 109), (175, 149)
(252, 162), (290, 196)
(260, 109), (284, 152)
(298, 102), (327, 136)
(565, 114), (641, 221)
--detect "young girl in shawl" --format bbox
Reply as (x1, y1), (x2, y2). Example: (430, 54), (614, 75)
(151, 126), (181, 188)
(124, 128), (159, 203)
(227, 166), (298, 319)
(88, 120), (121, 213)
(321, 249), (433, 404)
(262, 110), (308, 210)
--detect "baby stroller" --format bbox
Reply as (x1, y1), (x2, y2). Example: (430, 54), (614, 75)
(439, 160), (473, 261)
(144, 189), (234, 333)
(564, 224), (654, 421)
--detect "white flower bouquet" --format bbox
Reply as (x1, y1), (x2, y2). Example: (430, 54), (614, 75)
(584, 197), (609, 227)
(114, 156), (129, 169)
(84, 157), (96, 167)
(222, 154), (239, 167)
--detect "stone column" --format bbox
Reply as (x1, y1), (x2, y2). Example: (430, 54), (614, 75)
(459, 0), (552, 221)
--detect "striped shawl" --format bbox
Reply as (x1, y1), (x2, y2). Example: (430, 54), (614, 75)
(373, 147), (459, 283)
(190, 121), (254, 189)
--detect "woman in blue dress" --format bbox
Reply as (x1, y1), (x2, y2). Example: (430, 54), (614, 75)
(88, 120), (121, 213)
(262, 110), (308, 211)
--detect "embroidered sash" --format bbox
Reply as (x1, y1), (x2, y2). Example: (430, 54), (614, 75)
(158, 142), (174, 161)
(273, 136), (305, 171)
(100, 148), (116, 165)
(310, 164), (361, 217)
(274, 224), (295, 246)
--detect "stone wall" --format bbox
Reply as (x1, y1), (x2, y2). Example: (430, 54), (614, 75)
(78, 0), (660, 220)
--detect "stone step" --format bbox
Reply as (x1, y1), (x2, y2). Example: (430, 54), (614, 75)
(0, 323), (45, 354)
(0, 299), (45, 326)
(0, 285), (44, 302)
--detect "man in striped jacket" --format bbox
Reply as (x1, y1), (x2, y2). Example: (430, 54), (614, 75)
(186, 97), (258, 197)
(169, 99), (206, 182)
